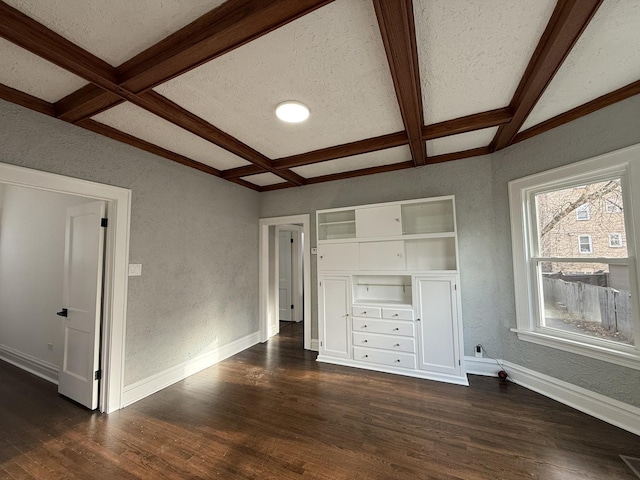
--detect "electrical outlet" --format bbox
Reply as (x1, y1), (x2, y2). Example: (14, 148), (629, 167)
(47, 343), (53, 351)
(474, 345), (483, 358)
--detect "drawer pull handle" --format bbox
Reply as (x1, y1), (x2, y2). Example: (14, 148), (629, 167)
(362, 311), (367, 314)
(363, 340), (368, 343)
(394, 344), (400, 347)
(363, 325), (367, 328)
(364, 355), (369, 358)
(416, 318), (421, 322)
(393, 327), (399, 331)
(395, 359), (401, 363)
(393, 314), (398, 317)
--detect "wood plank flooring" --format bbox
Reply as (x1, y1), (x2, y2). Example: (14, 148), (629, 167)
(1, 321), (638, 479)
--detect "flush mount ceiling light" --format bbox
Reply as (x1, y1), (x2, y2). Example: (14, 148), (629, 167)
(275, 101), (310, 123)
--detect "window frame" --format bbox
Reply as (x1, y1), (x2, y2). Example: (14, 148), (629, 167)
(509, 144), (640, 370)
(578, 234), (593, 253)
(576, 203), (591, 220)
(609, 233), (623, 248)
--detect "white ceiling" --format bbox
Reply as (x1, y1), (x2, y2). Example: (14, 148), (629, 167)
(4, 0), (225, 67)
(0, 37), (86, 102)
(414, 0), (556, 125)
(155, 0), (404, 159)
(522, 0), (640, 132)
(1, 0), (639, 189)
(92, 103), (251, 171)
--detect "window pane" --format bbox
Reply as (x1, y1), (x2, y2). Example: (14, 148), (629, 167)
(535, 179), (627, 257)
(540, 261), (635, 345)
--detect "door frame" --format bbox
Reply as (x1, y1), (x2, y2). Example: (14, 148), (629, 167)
(0, 162), (131, 413)
(259, 214), (311, 349)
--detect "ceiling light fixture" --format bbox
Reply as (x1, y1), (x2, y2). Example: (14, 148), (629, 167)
(275, 101), (310, 123)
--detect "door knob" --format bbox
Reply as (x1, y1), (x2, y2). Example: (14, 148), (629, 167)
(56, 308), (68, 317)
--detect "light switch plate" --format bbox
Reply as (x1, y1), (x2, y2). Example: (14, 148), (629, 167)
(311, 247), (318, 255)
(128, 264), (142, 276)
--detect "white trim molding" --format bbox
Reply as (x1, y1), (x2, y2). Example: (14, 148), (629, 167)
(310, 339), (319, 352)
(0, 162), (131, 414)
(0, 344), (59, 385)
(467, 354), (640, 436)
(122, 332), (260, 408)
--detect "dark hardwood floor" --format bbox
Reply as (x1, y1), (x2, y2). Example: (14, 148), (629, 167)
(1, 322), (638, 479)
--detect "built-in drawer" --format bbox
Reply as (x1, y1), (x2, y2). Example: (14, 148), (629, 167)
(382, 308), (414, 321)
(353, 347), (417, 369)
(351, 318), (415, 337)
(352, 332), (416, 353)
(352, 306), (381, 318)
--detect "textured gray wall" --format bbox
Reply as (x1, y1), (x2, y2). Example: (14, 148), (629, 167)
(260, 156), (502, 356)
(0, 100), (261, 386)
(261, 94), (640, 407)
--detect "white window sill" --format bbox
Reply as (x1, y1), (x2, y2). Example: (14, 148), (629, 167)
(511, 328), (640, 371)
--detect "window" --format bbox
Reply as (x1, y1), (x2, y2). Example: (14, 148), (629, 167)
(609, 233), (623, 247)
(578, 235), (593, 253)
(509, 145), (640, 370)
(576, 203), (590, 220)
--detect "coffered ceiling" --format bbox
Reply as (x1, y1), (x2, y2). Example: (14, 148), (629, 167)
(1, 0), (638, 191)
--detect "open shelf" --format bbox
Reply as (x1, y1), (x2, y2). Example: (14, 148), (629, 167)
(318, 209), (356, 240)
(352, 275), (412, 305)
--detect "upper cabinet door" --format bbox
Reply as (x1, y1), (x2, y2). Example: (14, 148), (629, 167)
(356, 205), (402, 238)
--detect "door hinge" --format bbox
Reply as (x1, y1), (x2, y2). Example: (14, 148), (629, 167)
(291, 238), (294, 243)
(94, 370), (101, 380)
(291, 304), (294, 309)
(458, 359), (461, 366)
(320, 341), (323, 347)
(454, 284), (457, 290)
(101, 218), (108, 228)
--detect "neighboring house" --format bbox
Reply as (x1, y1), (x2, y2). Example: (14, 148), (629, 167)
(536, 180), (627, 275)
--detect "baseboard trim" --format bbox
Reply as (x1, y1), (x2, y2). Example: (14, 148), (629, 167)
(464, 356), (502, 377)
(122, 332), (260, 408)
(501, 360), (640, 437)
(0, 344), (59, 384)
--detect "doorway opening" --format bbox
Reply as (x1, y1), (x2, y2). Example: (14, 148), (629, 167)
(0, 162), (131, 413)
(259, 214), (312, 350)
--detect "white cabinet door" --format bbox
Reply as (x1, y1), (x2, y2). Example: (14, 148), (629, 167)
(359, 241), (405, 270)
(318, 276), (351, 359)
(415, 276), (461, 377)
(317, 243), (359, 271)
(356, 205), (402, 238)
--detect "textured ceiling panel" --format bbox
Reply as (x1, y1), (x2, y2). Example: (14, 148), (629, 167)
(92, 103), (250, 170)
(4, 0), (225, 66)
(426, 127), (498, 157)
(291, 146), (410, 178)
(241, 173), (284, 187)
(415, 0), (555, 125)
(154, 0), (404, 159)
(521, 1), (640, 132)
(0, 38), (87, 102)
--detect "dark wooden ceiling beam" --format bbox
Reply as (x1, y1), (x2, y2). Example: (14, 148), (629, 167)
(0, 1), (119, 90)
(55, 85), (123, 123)
(274, 131), (408, 170)
(133, 92), (305, 185)
(222, 164), (267, 180)
(491, 0), (603, 151)
(423, 108), (513, 141)
(77, 118), (222, 177)
(373, 0), (425, 167)
(426, 146), (492, 165)
(54, 0), (334, 121)
(305, 161), (415, 185)
(0, 83), (55, 117)
(227, 178), (263, 192)
(118, 0), (335, 93)
(514, 79), (640, 145)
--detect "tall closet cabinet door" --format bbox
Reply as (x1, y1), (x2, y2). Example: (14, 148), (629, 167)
(415, 276), (462, 377)
(318, 276), (351, 359)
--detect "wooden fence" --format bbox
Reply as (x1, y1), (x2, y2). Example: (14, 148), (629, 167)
(542, 277), (633, 338)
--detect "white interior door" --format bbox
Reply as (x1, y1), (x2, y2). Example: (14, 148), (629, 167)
(278, 230), (293, 321)
(58, 201), (106, 410)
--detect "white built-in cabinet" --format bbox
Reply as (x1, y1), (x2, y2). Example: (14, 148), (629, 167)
(316, 196), (467, 386)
